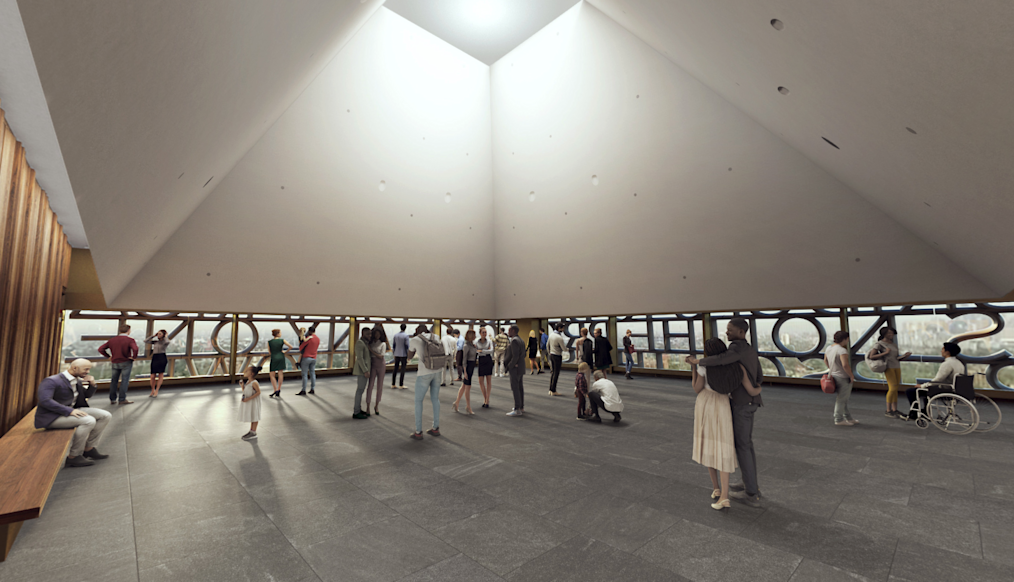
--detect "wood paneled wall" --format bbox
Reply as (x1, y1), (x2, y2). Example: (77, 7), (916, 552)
(0, 100), (72, 437)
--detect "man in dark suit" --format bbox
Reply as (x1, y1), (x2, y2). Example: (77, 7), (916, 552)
(503, 325), (526, 417)
(35, 359), (113, 468)
(688, 317), (764, 506)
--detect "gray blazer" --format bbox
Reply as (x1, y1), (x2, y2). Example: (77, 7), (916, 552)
(503, 335), (526, 374)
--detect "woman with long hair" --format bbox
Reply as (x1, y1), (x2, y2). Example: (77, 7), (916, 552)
(145, 329), (170, 398)
(367, 326), (390, 415)
(527, 330), (541, 375)
(687, 338), (760, 510)
(266, 329), (293, 398)
(453, 329), (478, 414)
(475, 327), (494, 408)
(868, 326), (911, 417)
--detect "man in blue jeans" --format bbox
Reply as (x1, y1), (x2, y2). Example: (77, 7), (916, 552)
(98, 324), (138, 405)
(622, 329), (636, 379)
(296, 326), (320, 396)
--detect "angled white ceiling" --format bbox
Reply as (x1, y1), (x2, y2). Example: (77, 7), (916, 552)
(384, 0), (581, 64)
(588, 0), (1014, 296)
(16, 0), (385, 302)
(16, 1), (1013, 318)
(0, 0), (84, 246)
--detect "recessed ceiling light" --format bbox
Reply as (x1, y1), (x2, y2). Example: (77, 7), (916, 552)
(444, 192), (452, 203)
(591, 175), (599, 186)
(777, 86), (789, 95)
(529, 191), (536, 202)
(771, 19), (784, 30)
(822, 137), (840, 150)
(379, 180), (386, 192)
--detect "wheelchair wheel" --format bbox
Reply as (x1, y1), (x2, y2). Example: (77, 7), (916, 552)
(915, 417), (929, 429)
(973, 394), (1002, 432)
(927, 394), (979, 435)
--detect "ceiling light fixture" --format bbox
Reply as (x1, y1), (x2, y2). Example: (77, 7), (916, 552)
(466, 0), (504, 24)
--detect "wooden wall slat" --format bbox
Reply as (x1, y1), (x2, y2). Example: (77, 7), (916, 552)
(0, 100), (71, 436)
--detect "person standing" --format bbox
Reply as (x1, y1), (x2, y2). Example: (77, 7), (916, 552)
(475, 327), (494, 408)
(145, 329), (170, 397)
(540, 328), (550, 374)
(455, 329), (465, 381)
(35, 359), (112, 467)
(547, 323), (567, 396)
(867, 326), (911, 418)
(391, 323), (411, 390)
(622, 329), (636, 380)
(453, 330), (478, 414)
(98, 324), (138, 405)
(296, 326), (320, 396)
(575, 362), (592, 419)
(352, 327), (372, 419)
(825, 331), (858, 426)
(407, 324), (444, 440)
(266, 329), (293, 398)
(238, 365), (262, 440)
(494, 327), (510, 377)
(587, 370), (623, 423)
(577, 327), (595, 372)
(527, 330), (541, 375)
(505, 325), (527, 416)
(442, 327), (458, 387)
(688, 338), (760, 510)
(367, 326), (390, 416)
(593, 328), (613, 377)
(688, 317), (764, 507)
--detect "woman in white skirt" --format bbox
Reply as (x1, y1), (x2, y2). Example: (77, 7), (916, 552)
(688, 338), (761, 510)
(239, 365), (262, 440)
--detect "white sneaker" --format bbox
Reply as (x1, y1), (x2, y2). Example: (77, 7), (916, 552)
(834, 420), (851, 426)
(506, 409), (522, 417)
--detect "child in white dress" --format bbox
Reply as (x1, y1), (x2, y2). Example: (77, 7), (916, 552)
(239, 365), (262, 440)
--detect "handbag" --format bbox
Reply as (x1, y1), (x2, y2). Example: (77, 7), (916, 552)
(821, 374), (836, 394)
(865, 342), (889, 374)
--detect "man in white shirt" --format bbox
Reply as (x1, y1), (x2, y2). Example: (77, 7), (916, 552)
(547, 324), (568, 396)
(407, 324), (444, 439)
(587, 370), (623, 423)
(906, 342), (965, 420)
(441, 326), (458, 387)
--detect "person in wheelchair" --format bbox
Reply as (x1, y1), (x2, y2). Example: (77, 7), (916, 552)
(904, 342), (964, 420)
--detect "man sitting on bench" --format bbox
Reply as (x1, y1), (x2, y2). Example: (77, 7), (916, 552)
(35, 358), (112, 467)
(905, 342), (964, 420)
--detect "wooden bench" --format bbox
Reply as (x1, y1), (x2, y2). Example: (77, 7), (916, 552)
(0, 407), (74, 561)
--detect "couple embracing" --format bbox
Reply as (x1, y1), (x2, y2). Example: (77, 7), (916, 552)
(686, 317), (764, 510)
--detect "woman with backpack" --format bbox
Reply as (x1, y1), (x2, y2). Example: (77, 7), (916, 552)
(867, 326), (911, 418)
(825, 331), (857, 426)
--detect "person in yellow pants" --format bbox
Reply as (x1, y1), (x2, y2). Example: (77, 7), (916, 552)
(868, 326), (911, 418)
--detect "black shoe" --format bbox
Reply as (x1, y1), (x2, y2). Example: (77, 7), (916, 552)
(352, 412), (369, 419)
(65, 456), (95, 468)
(296, 391), (307, 396)
(589, 416), (602, 423)
(613, 413), (621, 423)
(82, 448), (109, 460)
(308, 390), (315, 395)
(441, 383), (446, 387)
(537, 370), (543, 374)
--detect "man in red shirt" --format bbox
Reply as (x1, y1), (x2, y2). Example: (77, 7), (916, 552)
(296, 326), (321, 396)
(98, 324), (139, 404)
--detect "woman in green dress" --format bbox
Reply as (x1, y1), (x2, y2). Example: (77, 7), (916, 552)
(267, 329), (294, 398)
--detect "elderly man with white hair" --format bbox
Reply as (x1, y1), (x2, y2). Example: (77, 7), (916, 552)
(34, 358), (112, 467)
(587, 370), (623, 423)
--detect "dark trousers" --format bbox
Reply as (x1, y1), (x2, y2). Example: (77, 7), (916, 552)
(905, 386), (927, 418)
(549, 355), (563, 393)
(509, 369), (524, 410)
(732, 403), (759, 496)
(392, 356), (407, 386)
(577, 393), (587, 416)
(589, 392), (619, 419)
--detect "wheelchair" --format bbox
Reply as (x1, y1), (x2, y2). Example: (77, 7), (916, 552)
(905, 374), (1002, 435)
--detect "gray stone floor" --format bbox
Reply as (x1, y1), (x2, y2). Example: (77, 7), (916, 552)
(3, 372), (1014, 582)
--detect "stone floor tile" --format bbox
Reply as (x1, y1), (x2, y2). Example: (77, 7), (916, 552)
(340, 459), (449, 500)
(397, 554), (504, 582)
(787, 559), (874, 582)
(570, 462), (673, 501)
(383, 479), (497, 531)
(505, 536), (688, 581)
(546, 494), (679, 552)
(244, 469), (358, 511)
(889, 540), (1014, 582)
(3, 548), (139, 582)
(482, 473), (595, 516)
(640, 482), (765, 534)
(431, 506), (577, 575)
(301, 516), (457, 582)
(131, 475), (252, 526)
